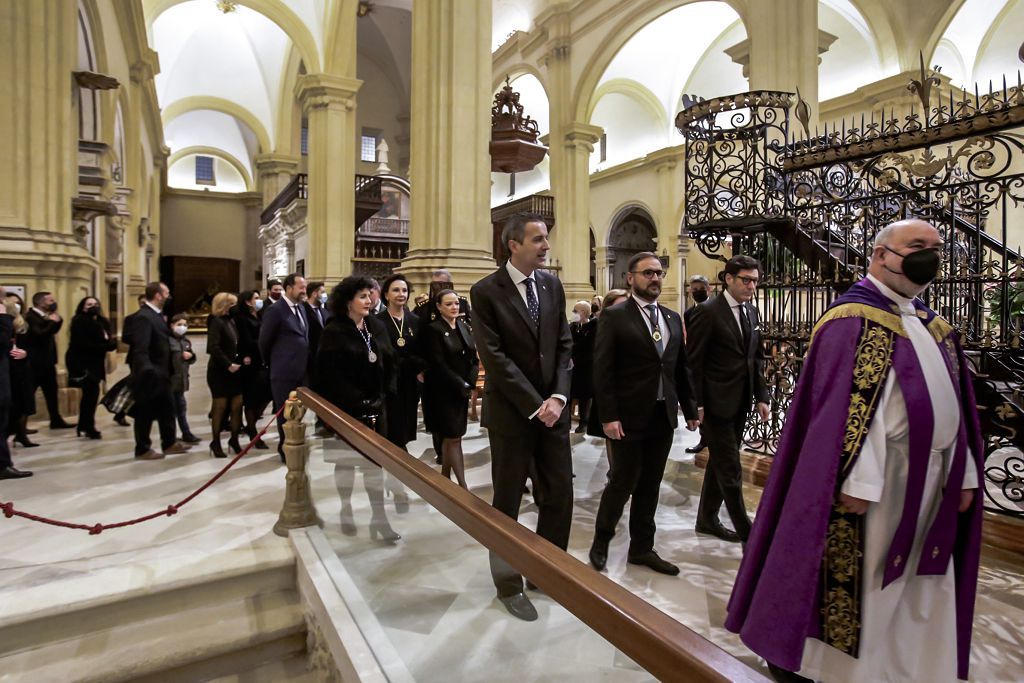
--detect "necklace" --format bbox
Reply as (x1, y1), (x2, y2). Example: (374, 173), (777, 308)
(357, 321), (377, 362)
(637, 300), (663, 342)
(390, 312), (406, 347)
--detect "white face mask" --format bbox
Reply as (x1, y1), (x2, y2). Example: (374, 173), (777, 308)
(570, 312), (581, 323)
(173, 325), (187, 336)
(319, 293), (328, 305)
(254, 298), (264, 311)
(13, 303), (20, 314)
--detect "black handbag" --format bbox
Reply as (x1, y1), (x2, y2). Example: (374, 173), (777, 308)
(101, 376), (135, 415)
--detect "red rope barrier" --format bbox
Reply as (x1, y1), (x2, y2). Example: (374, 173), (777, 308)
(0, 404), (289, 534)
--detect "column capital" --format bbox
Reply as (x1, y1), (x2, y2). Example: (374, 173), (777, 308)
(254, 153), (301, 175)
(294, 74), (362, 112)
(563, 122), (603, 151)
(725, 30), (836, 79)
(129, 48), (160, 84)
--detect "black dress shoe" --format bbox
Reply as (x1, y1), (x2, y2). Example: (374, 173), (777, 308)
(25, 427), (38, 435)
(13, 435), (39, 448)
(695, 521), (741, 543)
(76, 427), (102, 439)
(50, 420), (75, 430)
(114, 415), (130, 427)
(589, 540), (609, 570)
(627, 551), (679, 576)
(497, 592), (538, 621)
(767, 662), (814, 683)
(0, 466), (33, 479)
(525, 580), (540, 592)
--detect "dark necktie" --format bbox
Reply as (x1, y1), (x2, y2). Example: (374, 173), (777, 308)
(294, 305), (305, 331)
(524, 278), (539, 325)
(738, 304), (751, 349)
(645, 304), (664, 356)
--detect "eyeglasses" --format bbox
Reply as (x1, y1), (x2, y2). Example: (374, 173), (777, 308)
(631, 269), (665, 279)
(733, 275), (759, 286)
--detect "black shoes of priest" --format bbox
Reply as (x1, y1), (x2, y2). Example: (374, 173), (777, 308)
(695, 521), (742, 543)
(0, 466), (33, 479)
(767, 662), (814, 683)
(628, 551), (680, 576)
(498, 592), (538, 621)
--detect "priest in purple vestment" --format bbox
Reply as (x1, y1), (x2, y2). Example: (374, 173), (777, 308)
(725, 219), (983, 683)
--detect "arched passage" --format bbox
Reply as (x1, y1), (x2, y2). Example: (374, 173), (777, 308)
(608, 207), (658, 289)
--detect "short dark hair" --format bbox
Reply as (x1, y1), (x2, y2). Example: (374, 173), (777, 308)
(137, 294), (146, 305)
(627, 251), (661, 273)
(501, 212), (546, 251)
(144, 282), (165, 301)
(283, 273), (305, 289)
(330, 276), (375, 318)
(367, 278), (380, 291)
(32, 291), (51, 307)
(381, 274), (410, 302)
(169, 313), (188, 324)
(267, 279), (283, 289)
(307, 281), (324, 293)
(723, 255), (761, 279)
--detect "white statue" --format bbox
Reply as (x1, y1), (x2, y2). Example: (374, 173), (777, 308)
(376, 138), (391, 175)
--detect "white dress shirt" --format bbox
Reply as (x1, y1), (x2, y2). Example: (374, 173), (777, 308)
(504, 260), (567, 414)
(144, 301), (162, 315)
(283, 296), (305, 329)
(630, 293), (670, 346)
(722, 289), (747, 336)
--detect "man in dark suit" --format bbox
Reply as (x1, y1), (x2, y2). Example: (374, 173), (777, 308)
(127, 282), (190, 460)
(303, 281), (329, 436)
(0, 287), (32, 479)
(412, 269), (472, 327)
(258, 279), (284, 320)
(686, 255), (771, 544)
(368, 279), (387, 316)
(471, 212), (573, 621)
(683, 274), (710, 454)
(589, 252), (700, 575)
(259, 272), (308, 461)
(24, 291), (73, 429)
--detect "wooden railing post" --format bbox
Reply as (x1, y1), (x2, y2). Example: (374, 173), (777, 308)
(273, 391), (323, 537)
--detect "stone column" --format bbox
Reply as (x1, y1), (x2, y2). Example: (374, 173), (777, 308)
(648, 146), (684, 311)
(400, 0), (497, 293)
(746, 0), (820, 116)
(295, 74), (361, 283)
(255, 153), (301, 207)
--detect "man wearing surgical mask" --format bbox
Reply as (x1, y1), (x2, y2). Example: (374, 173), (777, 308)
(25, 291), (74, 429)
(726, 219), (983, 683)
(302, 281), (328, 376)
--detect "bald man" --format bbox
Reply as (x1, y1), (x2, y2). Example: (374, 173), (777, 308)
(726, 219), (983, 683)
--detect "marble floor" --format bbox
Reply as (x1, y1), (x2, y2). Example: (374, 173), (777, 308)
(2, 340), (1023, 682)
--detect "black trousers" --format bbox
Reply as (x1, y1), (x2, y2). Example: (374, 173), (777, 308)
(594, 405), (674, 556)
(132, 390), (177, 455)
(0, 405), (11, 468)
(696, 410), (752, 540)
(77, 378), (100, 431)
(33, 366), (63, 424)
(488, 422), (573, 597)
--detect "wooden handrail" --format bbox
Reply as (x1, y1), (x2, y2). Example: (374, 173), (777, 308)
(297, 387), (768, 683)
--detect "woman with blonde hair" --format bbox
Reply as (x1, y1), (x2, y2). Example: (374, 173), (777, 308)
(206, 292), (243, 458)
(5, 293), (36, 448)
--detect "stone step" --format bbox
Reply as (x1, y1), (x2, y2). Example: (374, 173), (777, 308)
(0, 563), (305, 683)
(202, 652), (318, 683)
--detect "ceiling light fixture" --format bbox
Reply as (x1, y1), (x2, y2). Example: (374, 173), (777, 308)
(216, 1), (238, 14)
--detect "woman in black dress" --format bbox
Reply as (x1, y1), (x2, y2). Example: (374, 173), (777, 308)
(376, 274), (423, 450)
(5, 293), (37, 448)
(233, 289), (270, 448)
(314, 276), (399, 541)
(207, 292), (243, 458)
(569, 300), (596, 434)
(67, 296), (117, 439)
(422, 289), (478, 489)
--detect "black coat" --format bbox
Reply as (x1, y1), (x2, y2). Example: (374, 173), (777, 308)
(469, 265), (572, 434)
(685, 293), (770, 418)
(377, 307), (424, 447)
(23, 308), (62, 375)
(234, 306), (270, 405)
(126, 305), (173, 404)
(207, 314), (242, 398)
(422, 318), (477, 438)
(313, 316), (394, 420)
(169, 334), (196, 394)
(589, 299), (697, 438)
(0, 314), (12, 407)
(413, 295), (472, 328)
(569, 318), (596, 400)
(9, 332), (34, 417)
(303, 302), (328, 374)
(66, 313), (117, 385)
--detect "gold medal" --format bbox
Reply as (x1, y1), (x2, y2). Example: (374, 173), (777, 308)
(652, 329), (663, 342)
(397, 337), (406, 347)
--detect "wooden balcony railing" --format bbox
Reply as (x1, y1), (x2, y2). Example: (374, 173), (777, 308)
(260, 173), (307, 224)
(292, 387), (769, 683)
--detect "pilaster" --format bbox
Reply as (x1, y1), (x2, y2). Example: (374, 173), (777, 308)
(647, 146), (685, 311)
(746, 0), (820, 121)
(400, 0), (498, 294)
(255, 153), (301, 206)
(295, 74), (362, 283)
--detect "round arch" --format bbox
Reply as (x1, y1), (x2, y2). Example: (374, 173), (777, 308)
(492, 63), (549, 97)
(145, 0), (322, 73)
(923, 0), (972, 70)
(606, 204), (659, 289)
(587, 78), (669, 130)
(572, 0), (747, 124)
(161, 96), (272, 153)
(167, 146), (254, 191)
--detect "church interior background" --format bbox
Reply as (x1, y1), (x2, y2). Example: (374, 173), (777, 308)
(2, 0), (1024, 680)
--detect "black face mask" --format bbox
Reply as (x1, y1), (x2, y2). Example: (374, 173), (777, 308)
(47, 302), (58, 313)
(883, 246), (941, 286)
(692, 290), (709, 303)
(87, 307), (100, 316)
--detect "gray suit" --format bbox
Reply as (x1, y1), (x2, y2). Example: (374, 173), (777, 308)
(258, 298), (309, 444)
